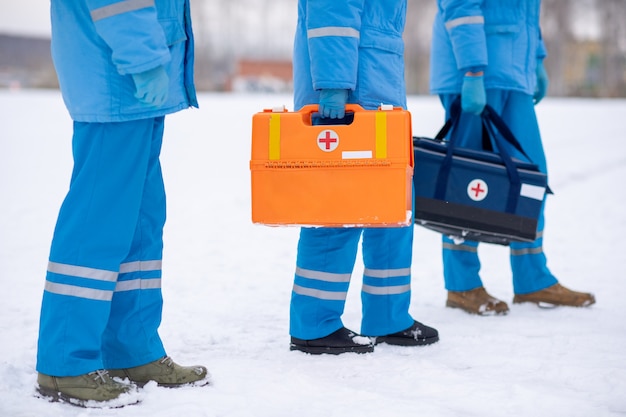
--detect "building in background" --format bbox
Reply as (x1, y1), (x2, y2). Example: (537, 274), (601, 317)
(0, 34), (57, 89)
(229, 59), (292, 93)
(1, 0), (624, 96)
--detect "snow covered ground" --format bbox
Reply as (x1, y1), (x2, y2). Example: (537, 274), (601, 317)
(1, 90), (625, 417)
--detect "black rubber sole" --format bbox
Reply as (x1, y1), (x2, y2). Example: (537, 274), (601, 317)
(374, 334), (440, 346)
(289, 343), (374, 355)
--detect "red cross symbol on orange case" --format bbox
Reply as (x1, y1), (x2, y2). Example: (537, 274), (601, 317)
(317, 130), (339, 152)
(467, 179), (488, 201)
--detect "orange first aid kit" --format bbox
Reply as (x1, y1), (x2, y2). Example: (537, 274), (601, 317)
(250, 104), (414, 227)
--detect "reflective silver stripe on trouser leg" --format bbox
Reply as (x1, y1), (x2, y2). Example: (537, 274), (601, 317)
(115, 260), (162, 292)
(45, 261), (118, 301)
(443, 242), (478, 253)
(292, 266), (351, 301)
(362, 267), (411, 295)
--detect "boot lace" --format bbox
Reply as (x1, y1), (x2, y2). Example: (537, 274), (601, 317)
(159, 356), (174, 367)
(88, 369), (110, 384)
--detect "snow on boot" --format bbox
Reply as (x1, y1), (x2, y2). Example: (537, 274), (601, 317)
(446, 287), (510, 315)
(513, 283), (596, 308)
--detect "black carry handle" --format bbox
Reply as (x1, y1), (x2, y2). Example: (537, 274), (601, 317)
(482, 105), (552, 195)
(432, 99), (531, 158)
(432, 99), (461, 141)
(481, 112), (522, 213)
(482, 105), (535, 163)
(433, 100), (541, 213)
(431, 99), (493, 152)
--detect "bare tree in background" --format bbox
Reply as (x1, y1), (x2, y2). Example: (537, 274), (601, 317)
(191, 0), (296, 90)
(596, 0), (626, 97)
(541, 0), (574, 96)
(185, 0), (624, 96)
(404, 0), (437, 95)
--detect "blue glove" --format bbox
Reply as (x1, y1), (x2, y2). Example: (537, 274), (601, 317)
(318, 89), (349, 119)
(132, 66), (169, 107)
(461, 73), (486, 115)
(534, 59), (549, 104)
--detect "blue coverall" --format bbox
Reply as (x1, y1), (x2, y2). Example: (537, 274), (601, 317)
(37, 0), (196, 377)
(290, 0), (416, 340)
(430, 0), (558, 295)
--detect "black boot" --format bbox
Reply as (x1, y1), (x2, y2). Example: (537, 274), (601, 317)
(290, 327), (375, 355)
(374, 321), (439, 346)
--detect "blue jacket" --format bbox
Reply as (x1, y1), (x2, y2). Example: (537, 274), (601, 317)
(430, 0), (547, 95)
(51, 0), (197, 122)
(293, 0), (407, 110)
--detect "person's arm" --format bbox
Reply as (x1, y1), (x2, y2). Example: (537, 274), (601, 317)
(85, 0), (173, 106)
(305, 0), (364, 118)
(440, 0), (487, 75)
(534, 29), (549, 104)
(440, 0), (487, 114)
(85, 0), (171, 75)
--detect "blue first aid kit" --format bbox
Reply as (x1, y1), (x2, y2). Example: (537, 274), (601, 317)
(412, 102), (549, 245)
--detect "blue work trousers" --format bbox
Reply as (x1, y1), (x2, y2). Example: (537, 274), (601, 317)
(440, 91), (558, 294)
(37, 117), (167, 376)
(290, 224), (415, 340)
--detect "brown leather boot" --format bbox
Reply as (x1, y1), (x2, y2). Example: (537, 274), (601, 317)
(446, 287), (509, 315)
(513, 283), (595, 308)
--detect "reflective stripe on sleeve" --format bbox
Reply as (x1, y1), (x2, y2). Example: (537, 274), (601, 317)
(445, 15), (485, 31)
(90, 0), (155, 22)
(307, 26), (360, 39)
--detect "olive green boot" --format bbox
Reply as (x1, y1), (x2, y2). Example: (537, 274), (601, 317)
(36, 370), (139, 408)
(108, 356), (210, 388)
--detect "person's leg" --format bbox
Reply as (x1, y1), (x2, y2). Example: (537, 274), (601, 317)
(497, 92), (557, 293)
(510, 213), (558, 294)
(360, 225), (415, 336)
(102, 117), (167, 370)
(289, 227), (361, 340)
(439, 94), (485, 293)
(501, 93), (594, 306)
(37, 119), (155, 378)
(360, 223), (438, 345)
(439, 92), (509, 315)
(442, 238), (482, 291)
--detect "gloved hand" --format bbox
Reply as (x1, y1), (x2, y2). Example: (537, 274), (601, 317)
(132, 65), (169, 107)
(318, 88), (349, 119)
(461, 72), (486, 115)
(534, 59), (549, 105)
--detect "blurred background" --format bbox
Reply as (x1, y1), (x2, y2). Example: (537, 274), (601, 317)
(1, 0), (625, 97)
